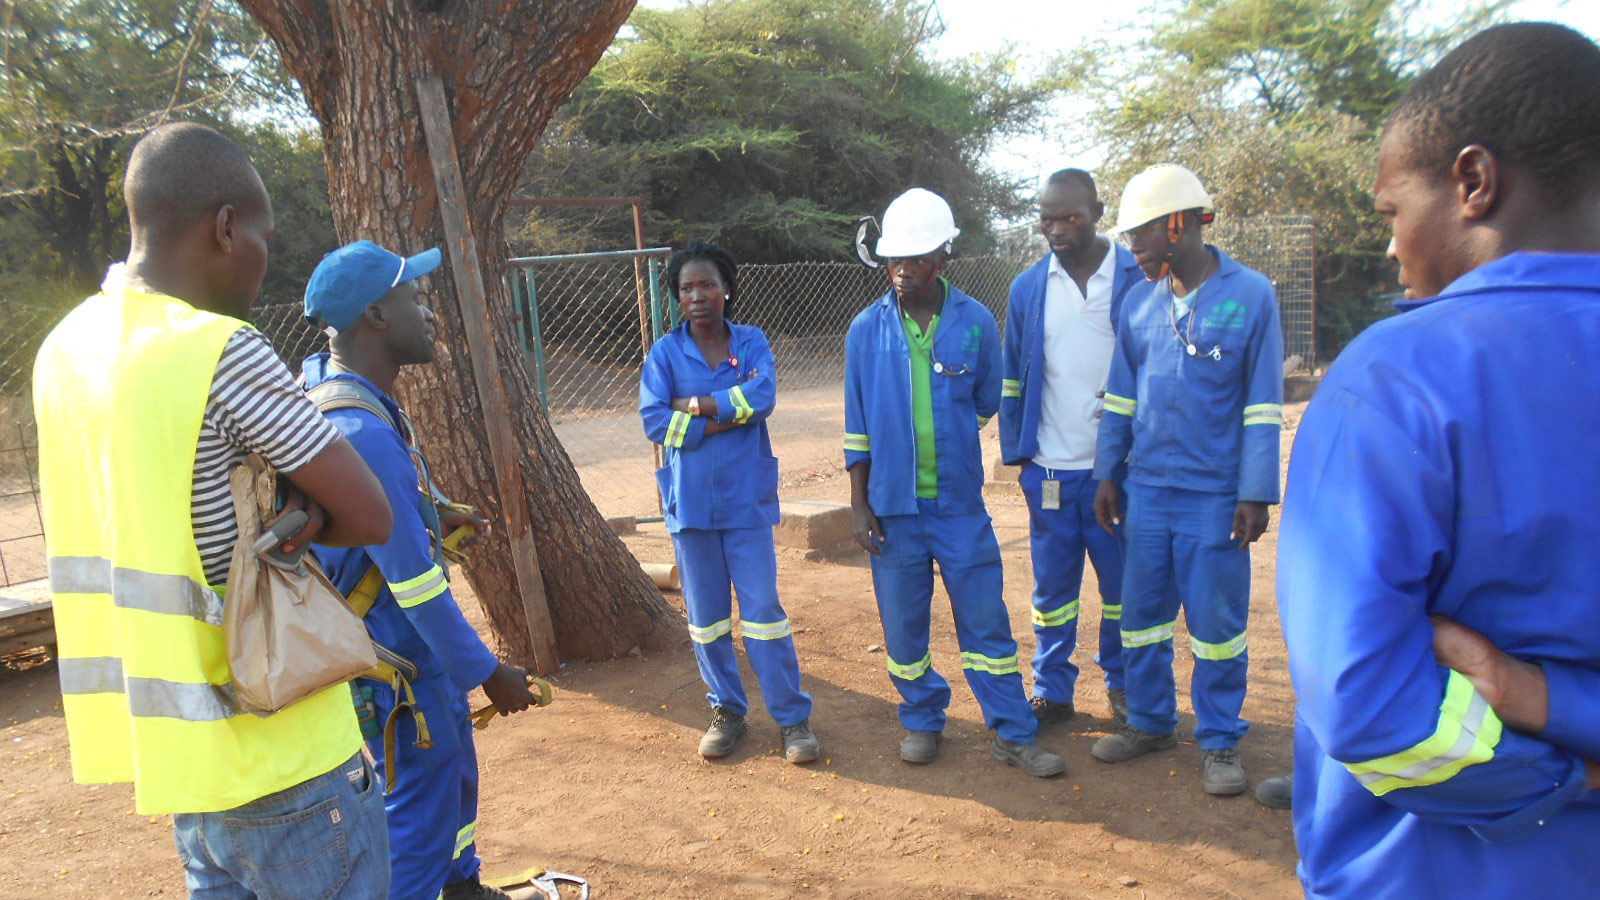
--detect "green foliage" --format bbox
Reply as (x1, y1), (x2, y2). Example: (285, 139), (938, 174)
(517, 0), (1062, 262)
(1062, 0), (1501, 356)
(0, 0), (314, 304)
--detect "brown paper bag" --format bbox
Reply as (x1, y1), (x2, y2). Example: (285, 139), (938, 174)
(223, 454), (377, 716)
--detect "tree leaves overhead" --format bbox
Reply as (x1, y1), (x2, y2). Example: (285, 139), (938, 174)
(517, 0), (1062, 262)
(1063, 0), (1501, 353)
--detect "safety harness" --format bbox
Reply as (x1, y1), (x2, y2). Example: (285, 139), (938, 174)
(305, 378), (470, 790)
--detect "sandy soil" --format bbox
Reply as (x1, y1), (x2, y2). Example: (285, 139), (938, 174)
(0, 404), (1307, 900)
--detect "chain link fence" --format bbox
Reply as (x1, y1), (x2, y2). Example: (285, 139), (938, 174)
(0, 214), (1316, 579)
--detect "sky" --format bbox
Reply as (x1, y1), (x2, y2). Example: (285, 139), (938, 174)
(921, 0), (1600, 187)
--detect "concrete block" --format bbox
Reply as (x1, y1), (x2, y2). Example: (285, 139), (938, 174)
(1285, 374), (1322, 403)
(606, 516), (637, 535)
(776, 499), (854, 549)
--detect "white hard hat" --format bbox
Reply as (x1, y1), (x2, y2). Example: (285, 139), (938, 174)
(1111, 164), (1214, 235)
(875, 188), (960, 258)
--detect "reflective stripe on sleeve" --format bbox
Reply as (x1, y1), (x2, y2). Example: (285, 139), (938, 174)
(390, 564), (448, 608)
(729, 385), (754, 424)
(844, 432), (871, 452)
(888, 651), (932, 680)
(1243, 402), (1284, 426)
(977, 414), (993, 430)
(688, 618), (732, 644)
(1001, 378), (1022, 398)
(665, 410), (692, 448)
(1102, 393), (1137, 417)
(1191, 631), (1248, 660)
(739, 618), (793, 641)
(1031, 598), (1081, 628)
(1344, 671), (1503, 796)
(960, 651), (1020, 676)
(453, 821), (477, 859)
(1122, 619), (1177, 648)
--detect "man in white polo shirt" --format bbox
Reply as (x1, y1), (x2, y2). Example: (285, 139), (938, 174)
(1000, 169), (1146, 727)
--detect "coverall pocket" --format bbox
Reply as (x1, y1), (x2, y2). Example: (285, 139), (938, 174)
(224, 794), (352, 900)
(655, 465), (676, 519)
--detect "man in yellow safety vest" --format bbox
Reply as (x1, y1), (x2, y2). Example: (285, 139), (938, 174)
(34, 122), (396, 899)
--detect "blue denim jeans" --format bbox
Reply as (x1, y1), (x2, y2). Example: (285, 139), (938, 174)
(173, 753), (390, 900)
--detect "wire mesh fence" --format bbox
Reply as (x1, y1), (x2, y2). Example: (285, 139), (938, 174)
(0, 213), (1317, 578)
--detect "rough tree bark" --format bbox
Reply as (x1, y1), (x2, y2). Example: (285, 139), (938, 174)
(238, 0), (680, 664)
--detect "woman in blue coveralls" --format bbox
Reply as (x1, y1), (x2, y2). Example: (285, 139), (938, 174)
(640, 240), (820, 764)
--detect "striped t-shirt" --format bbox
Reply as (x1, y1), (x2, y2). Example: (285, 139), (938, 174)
(193, 328), (340, 585)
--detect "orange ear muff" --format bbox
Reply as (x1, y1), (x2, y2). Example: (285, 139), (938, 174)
(1166, 212), (1181, 243)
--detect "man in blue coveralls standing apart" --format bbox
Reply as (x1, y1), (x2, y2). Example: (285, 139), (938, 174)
(846, 188), (1067, 777)
(303, 241), (544, 900)
(1088, 165), (1283, 796)
(1279, 23), (1600, 898)
(1000, 168), (1145, 729)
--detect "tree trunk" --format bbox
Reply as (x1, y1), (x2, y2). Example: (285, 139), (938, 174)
(239, 0), (680, 665)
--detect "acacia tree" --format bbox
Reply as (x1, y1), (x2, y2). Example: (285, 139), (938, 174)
(237, 0), (680, 665)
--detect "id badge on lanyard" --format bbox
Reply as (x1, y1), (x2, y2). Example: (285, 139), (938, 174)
(1041, 477), (1062, 511)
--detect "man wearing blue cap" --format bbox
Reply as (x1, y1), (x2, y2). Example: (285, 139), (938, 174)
(303, 240), (543, 900)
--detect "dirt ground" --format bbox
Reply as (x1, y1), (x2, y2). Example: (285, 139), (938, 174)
(0, 403), (1307, 900)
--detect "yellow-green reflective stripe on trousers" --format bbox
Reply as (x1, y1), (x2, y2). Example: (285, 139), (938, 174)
(49, 556), (224, 627)
(843, 432), (871, 452)
(1344, 671), (1502, 796)
(888, 651), (932, 680)
(57, 656), (239, 721)
(960, 651), (1019, 675)
(1191, 631), (1248, 660)
(1122, 620), (1176, 648)
(1001, 379), (1021, 398)
(1031, 598), (1080, 628)
(453, 821), (477, 859)
(688, 618), (732, 644)
(739, 618), (792, 640)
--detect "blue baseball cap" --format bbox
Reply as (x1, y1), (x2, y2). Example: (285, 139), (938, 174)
(304, 240), (442, 331)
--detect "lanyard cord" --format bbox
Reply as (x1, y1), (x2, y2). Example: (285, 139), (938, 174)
(1165, 256), (1217, 356)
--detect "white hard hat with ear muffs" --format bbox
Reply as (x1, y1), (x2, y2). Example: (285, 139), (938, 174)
(857, 188), (960, 263)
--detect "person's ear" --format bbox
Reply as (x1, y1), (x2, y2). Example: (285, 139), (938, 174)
(213, 205), (237, 252)
(1454, 144), (1500, 220)
(1091, 200), (1105, 223)
(361, 303), (388, 330)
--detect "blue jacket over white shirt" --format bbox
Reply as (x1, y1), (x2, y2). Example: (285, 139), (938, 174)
(302, 355), (499, 695)
(640, 320), (779, 533)
(844, 282), (1001, 518)
(999, 243), (1145, 466)
(1278, 252), (1600, 898)
(1092, 247), (1283, 502)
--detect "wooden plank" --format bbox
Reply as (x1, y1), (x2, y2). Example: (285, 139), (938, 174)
(0, 609), (53, 640)
(414, 75), (559, 675)
(0, 627), (54, 657)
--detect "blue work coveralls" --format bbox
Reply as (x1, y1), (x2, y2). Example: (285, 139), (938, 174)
(303, 355), (501, 900)
(640, 321), (811, 727)
(1278, 252), (1600, 899)
(844, 283), (1036, 744)
(1000, 245), (1145, 706)
(1093, 247), (1282, 748)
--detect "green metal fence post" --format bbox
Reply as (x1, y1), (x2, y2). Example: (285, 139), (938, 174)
(524, 269), (550, 410)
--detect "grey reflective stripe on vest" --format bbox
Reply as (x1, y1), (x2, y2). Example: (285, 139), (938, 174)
(49, 556), (225, 628)
(58, 656), (240, 721)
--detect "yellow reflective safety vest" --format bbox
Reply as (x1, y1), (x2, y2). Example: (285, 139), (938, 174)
(33, 269), (362, 815)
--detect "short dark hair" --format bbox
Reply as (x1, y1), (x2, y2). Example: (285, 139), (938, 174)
(664, 239), (739, 319)
(124, 123), (267, 237)
(1044, 168), (1098, 202)
(1389, 22), (1600, 196)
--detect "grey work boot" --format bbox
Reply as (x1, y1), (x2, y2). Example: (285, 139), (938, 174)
(1255, 774), (1293, 809)
(698, 706), (747, 759)
(992, 737), (1069, 777)
(781, 720), (821, 764)
(1107, 688), (1130, 726)
(1029, 696), (1077, 725)
(1091, 723), (1178, 763)
(1202, 748), (1248, 796)
(899, 729), (941, 764)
